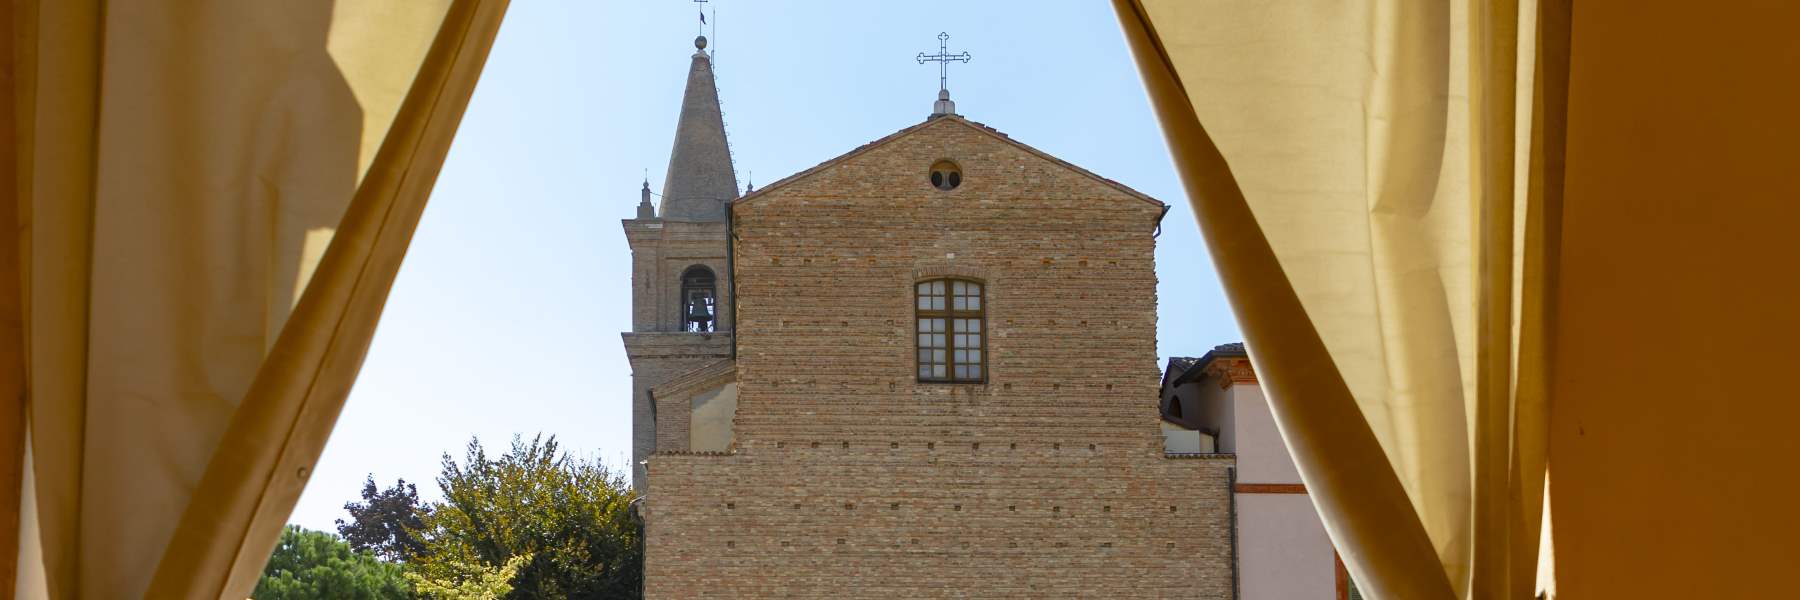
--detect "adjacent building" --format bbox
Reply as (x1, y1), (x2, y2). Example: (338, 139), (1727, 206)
(1160, 344), (1351, 600)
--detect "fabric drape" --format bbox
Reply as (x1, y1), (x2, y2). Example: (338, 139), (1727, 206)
(1114, 1), (1565, 597)
(1544, 4), (1800, 598)
(0, 2), (26, 592)
(1123, 0), (1800, 597)
(8, 0), (508, 597)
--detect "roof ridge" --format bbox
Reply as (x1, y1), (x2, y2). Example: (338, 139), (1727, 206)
(732, 115), (1165, 208)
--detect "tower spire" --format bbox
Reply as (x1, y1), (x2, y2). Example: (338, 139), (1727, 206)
(658, 27), (738, 222)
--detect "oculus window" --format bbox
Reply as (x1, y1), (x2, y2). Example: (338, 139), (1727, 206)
(929, 160), (962, 191)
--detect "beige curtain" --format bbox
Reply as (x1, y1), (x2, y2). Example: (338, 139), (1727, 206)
(1114, 1), (1563, 597)
(1121, 0), (1800, 597)
(7, 0), (509, 597)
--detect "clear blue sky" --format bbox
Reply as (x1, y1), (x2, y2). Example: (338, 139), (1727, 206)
(289, 0), (1239, 531)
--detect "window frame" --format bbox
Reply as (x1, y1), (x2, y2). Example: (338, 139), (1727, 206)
(928, 159), (963, 191)
(680, 265), (717, 333)
(914, 277), (986, 384)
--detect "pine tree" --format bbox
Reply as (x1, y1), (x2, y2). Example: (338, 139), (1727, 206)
(255, 525), (414, 600)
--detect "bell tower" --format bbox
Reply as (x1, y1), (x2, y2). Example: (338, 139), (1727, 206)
(621, 33), (738, 490)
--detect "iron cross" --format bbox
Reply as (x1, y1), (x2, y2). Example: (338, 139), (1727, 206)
(916, 32), (972, 93)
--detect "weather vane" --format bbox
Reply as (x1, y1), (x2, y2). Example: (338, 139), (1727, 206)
(694, 0), (708, 37)
(916, 32), (972, 93)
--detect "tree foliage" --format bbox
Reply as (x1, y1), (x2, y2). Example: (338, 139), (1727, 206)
(262, 434), (639, 599)
(255, 525), (414, 600)
(339, 476), (431, 562)
(412, 435), (641, 600)
(406, 554), (532, 600)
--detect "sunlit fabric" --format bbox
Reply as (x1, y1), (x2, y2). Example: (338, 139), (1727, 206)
(1118, 0), (1800, 597)
(1115, 1), (1560, 597)
(5, 0), (509, 597)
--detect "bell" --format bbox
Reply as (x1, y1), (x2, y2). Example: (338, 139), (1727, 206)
(686, 302), (713, 323)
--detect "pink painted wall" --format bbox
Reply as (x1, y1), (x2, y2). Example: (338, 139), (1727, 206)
(1238, 493), (1336, 599)
(1233, 381), (1335, 599)
(1231, 384), (1301, 485)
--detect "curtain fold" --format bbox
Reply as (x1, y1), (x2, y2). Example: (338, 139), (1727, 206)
(1114, 1), (1566, 597)
(0, 0), (25, 591)
(148, 0), (510, 594)
(10, 0), (508, 597)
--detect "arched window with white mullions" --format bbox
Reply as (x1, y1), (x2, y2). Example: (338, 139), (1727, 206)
(916, 278), (984, 383)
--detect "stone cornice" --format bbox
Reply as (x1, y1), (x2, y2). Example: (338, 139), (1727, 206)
(1202, 357), (1258, 389)
(622, 332), (733, 362)
(648, 450), (734, 457)
(1162, 452), (1236, 460)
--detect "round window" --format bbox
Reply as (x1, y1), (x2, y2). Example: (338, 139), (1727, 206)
(929, 160), (962, 191)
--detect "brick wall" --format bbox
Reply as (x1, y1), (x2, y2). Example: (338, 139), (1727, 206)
(645, 116), (1233, 598)
(647, 452), (1233, 598)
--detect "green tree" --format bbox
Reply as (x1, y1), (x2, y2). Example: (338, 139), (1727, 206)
(339, 476), (431, 562)
(256, 525), (414, 600)
(412, 435), (640, 600)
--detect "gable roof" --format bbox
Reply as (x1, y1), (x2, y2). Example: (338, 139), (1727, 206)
(1161, 356), (1201, 390)
(1171, 343), (1249, 386)
(731, 115), (1165, 208)
(650, 358), (735, 403)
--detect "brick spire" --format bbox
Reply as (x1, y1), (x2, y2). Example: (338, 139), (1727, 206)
(658, 35), (738, 222)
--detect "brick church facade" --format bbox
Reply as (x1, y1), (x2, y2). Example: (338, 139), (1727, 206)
(626, 35), (1234, 598)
